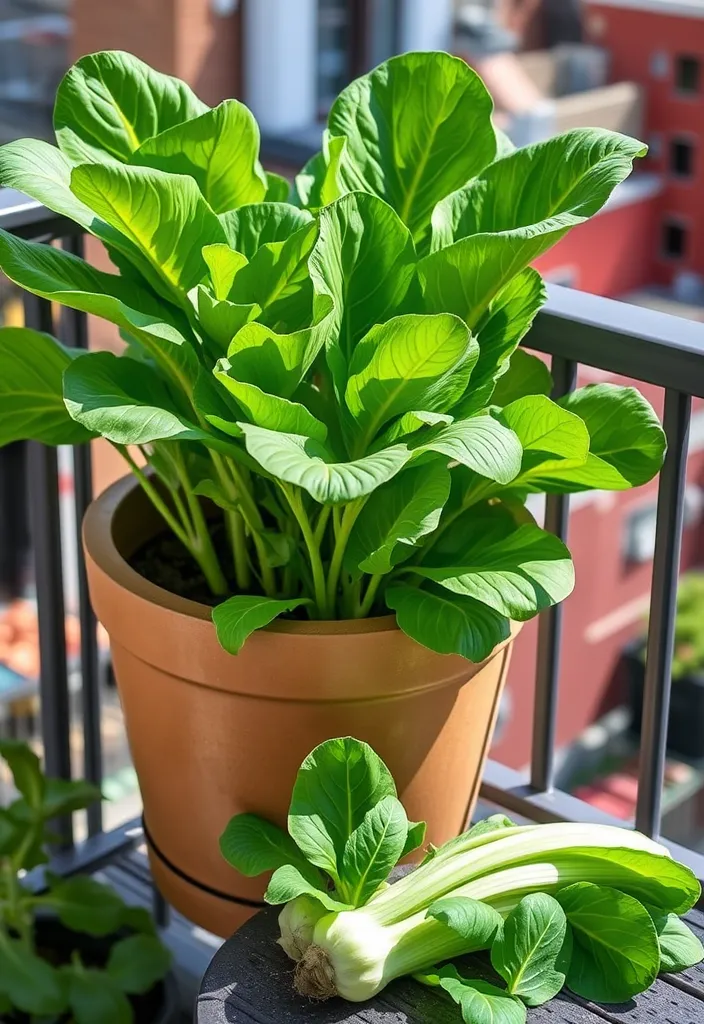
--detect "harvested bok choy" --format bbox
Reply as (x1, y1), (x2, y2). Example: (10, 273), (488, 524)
(221, 737), (703, 1018)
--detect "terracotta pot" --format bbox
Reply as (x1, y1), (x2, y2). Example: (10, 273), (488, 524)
(83, 476), (520, 938)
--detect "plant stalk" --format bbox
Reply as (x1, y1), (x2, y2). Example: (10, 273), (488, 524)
(325, 502), (364, 617)
(281, 486), (327, 618)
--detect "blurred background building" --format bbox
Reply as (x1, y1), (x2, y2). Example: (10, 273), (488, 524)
(2, 0), (704, 845)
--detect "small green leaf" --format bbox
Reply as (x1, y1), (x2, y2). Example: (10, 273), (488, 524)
(420, 415), (523, 485)
(106, 935), (171, 994)
(239, 424), (412, 505)
(265, 172), (291, 202)
(645, 907), (704, 973)
(120, 905), (157, 936)
(46, 875), (126, 936)
(212, 595), (311, 655)
(427, 897), (503, 950)
(202, 244), (248, 300)
(401, 820), (427, 859)
(295, 130), (347, 209)
(466, 815), (516, 840)
(557, 882), (660, 1003)
(264, 864), (351, 912)
(345, 462), (451, 575)
(386, 584), (511, 662)
(491, 893), (571, 1006)
(288, 737), (396, 882)
(197, 286), (259, 351)
(0, 937), (66, 1016)
(220, 812), (324, 886)
(220, 202), (313, 258)
(66, 969), (132, 1024)
(227, 321), (319, 399)
(214, 363), (328, 441)
(419, 966), (526, 1024)
(40, 777), (102, 818)
(0, 740), (45, 809)
(340, 796), (408, 906)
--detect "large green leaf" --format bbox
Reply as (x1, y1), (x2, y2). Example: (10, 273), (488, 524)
(54, 49), (208, 164)
(345, 313), (476, 454)
(453, 269), (547, 417)
(214, 362), (327, 441)
(219, 812), (323, 885)
(500, 395), (590, 471)
(415, 505), (574, 620)
(220, 202), (314, 258)
(557, 882), (659, 1003)
(288, 737), (396, 882)
(0, 327), (94, 446)
(264, 864), (351, 912)
(70, 162), (225, 297)
(227, 321), (319, 399)
(386, 583), (511, 662)
(63, 351), (204, 445)
(345, 461), (451, 575)
(308, 192), (417, 392)
(0, 228), (198, 386)
(212, 595), (311, 655)
(431, 127), (646, 249)
(339, 796), (408, 906)
(133, 99), (267, 212)
(0, 938), (66, 1016)
(106, 935), (171, 995)
(491, 893), (571, 1007)
(45, 875), (126, 936)
(491, 349), (553, 408)
(421, 416), (523, 485)
(328, 52), (496, 243)
(239, 424), (412, 504)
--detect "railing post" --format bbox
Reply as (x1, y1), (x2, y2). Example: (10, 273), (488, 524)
(636, 389), (691, 838)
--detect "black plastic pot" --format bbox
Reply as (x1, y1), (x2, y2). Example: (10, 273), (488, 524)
(625, 642), (704, 760)
(8, 916), (181, 1024)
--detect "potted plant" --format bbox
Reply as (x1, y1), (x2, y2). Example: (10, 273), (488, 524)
(0, 49), (666, 935)
(627, 572), (704, 760)
(0, 740), (176, 1022)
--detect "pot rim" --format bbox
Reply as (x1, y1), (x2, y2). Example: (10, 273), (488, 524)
(83, 474), (401, 637)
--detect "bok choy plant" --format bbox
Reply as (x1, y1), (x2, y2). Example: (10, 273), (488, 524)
(0, 49), (666, 658)
(221, 737), (703, 1020)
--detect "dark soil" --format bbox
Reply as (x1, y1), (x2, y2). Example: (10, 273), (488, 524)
(130, 518), (234, 606)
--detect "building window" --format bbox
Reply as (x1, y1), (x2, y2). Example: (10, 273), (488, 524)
(662, 219), (688, 259)
(675, 55), (700, 95)
(670, 137), (695, 177)
(650, 51), (668, 80)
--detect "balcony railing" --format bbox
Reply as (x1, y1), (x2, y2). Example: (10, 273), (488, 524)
(2, 190), (704, 904)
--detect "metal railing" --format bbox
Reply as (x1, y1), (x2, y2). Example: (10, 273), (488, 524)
(2, 193), (704, 890)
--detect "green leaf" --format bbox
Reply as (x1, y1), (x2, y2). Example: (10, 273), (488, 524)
(227, 321), (319, 399)
(196, 285), (259, 351)
(345, 313), (476, 452)
(420, 966), (526, 1024)
(220, 202), (314, 259)
(340, 796), (409, 906)
(40, 777), (102, 818)
(288, 736), (396, 882)
(431, 127), (646, 250)
(491, 893), (571, 1006)
(0, 937), (66, 1016)
(386, 584), (511, 662)
(454, 269), (547, 416)
(212, 595), (311, 655)
(329, 52), (496, 243)
(309, 192), (416, 392)
(415, 505), (575, 620)
(265, 172), (291, 202)
(501, 395), (590, 463)
(214, 362), (328, 441)
(54, 49), (208, 163)
(264, 864), (351, 912)
(345, 462), (451, 575)
(106, 935), (171, 994)
(645, 908), (704, 973)
(219, 813), (324, 886)
(202, 244), (248, 300)
(557, 882), (660, 1002)
(70, 162), (225, 297)
(401, 820), (427, 859)
(63, 351), (205, 445)
(427, 897), (503, 950)
(66, 969), (131, 1024)
(120, 906), (157, 936)
(375, 409), (454, 449)
(466, 815), (516, 840)
(491, 349), (553, 408)
(421, 416), (523, 485)
(45, 875), (126, 936)
(0, 327), (94, 446)
(133, 99), (267, 212)
(239, 424), (412, 504)
(295, 132), (348, 210)
(0, 740), (45, 809)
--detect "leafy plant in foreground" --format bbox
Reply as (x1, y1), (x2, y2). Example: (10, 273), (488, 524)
(221, 737), (703, 1020)
(0, 50), (666, 658)
(0, 740), (170, 1022)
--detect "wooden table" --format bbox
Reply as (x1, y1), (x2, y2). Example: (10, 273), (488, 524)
(196, 905), (704, 1023)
